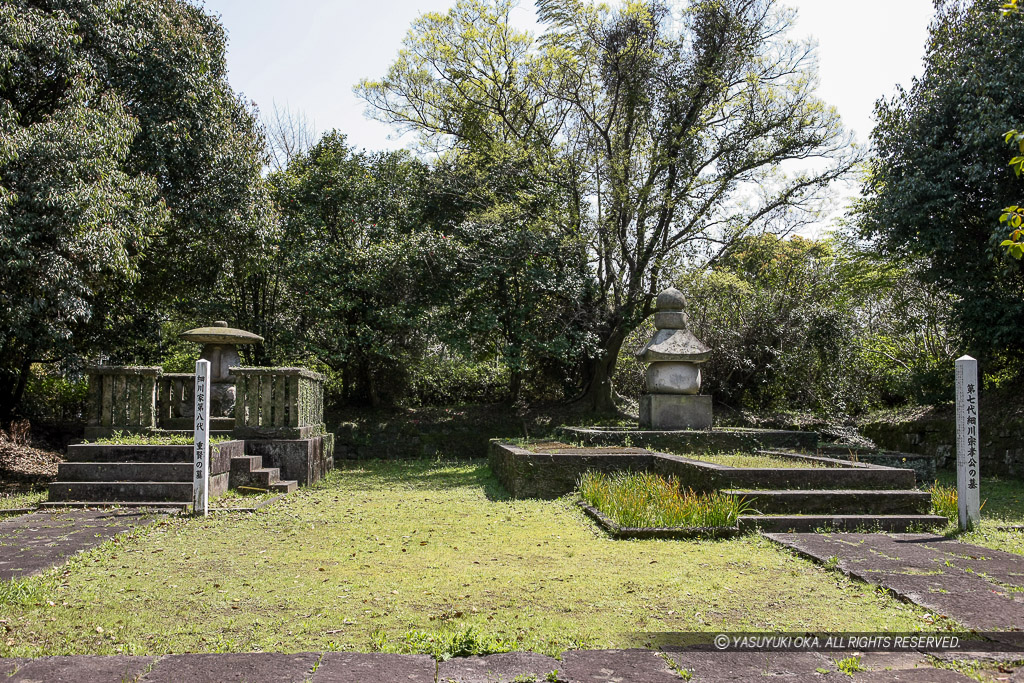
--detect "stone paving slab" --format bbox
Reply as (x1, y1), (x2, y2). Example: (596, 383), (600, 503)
(0, 652), (1013, 682)
(0, 658), (27, 676)
(142, 652), (319, 682)
(669, 651), (846, 680)
(559, 649), (684, 682)
(765, 532), (1024, 630)
(852, 669), (975, 682)
(8, 655), (154, 682)
(0, 510), (166, 580)
(311, 652), (436, 682)
(436, 652), (560, 682)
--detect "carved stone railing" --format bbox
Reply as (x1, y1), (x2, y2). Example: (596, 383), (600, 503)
(84, 365), (326, 439)
(157, 373), (196, 423)
(231, 367), (325, 439)
(84, 367), (161, 439)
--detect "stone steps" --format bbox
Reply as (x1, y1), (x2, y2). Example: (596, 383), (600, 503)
(738, 514), (948, 533)
(48, 481), (195, 503)
(270, 480), (298, 494)
(230, 455), (294, 493)
(47, 441), (301, 507)
(725, 489), (932, 515)
(65, 444), (193, 463)
(693, 464), (917, 491)
(39, 501), (190, 511)
(57, 462), (193, 483)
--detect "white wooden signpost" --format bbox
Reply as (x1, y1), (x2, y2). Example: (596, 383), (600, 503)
(193, 359), (210, 517)
(954, 355), (980, 531)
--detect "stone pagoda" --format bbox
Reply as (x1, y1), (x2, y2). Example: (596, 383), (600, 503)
(635, 287), (713, 430)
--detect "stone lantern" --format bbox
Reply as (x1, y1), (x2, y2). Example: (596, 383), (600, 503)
(635, 288), (713, 430)
(179, 321), (263, 418)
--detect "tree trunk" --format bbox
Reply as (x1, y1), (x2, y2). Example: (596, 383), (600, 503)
(0, 357), (32, 421)
(580, 324), (628, 413)
(508, 368), (523, 405)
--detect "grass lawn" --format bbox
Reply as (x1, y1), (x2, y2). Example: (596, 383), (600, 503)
(933, 471), (1024, 555)
(210, 490), (282, 510)
(677, 451), (832, 469)
(0, 487), (46, 511)
(0, 460), (948, 658)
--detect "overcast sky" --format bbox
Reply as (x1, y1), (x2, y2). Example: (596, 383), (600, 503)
(199, 0), (935, 229)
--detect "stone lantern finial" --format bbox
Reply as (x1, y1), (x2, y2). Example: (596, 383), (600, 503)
(635, 288), (713, 430)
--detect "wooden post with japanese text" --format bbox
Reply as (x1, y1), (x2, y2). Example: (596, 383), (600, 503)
(955, 355), (981, 531)
(193, 359), (210, 517)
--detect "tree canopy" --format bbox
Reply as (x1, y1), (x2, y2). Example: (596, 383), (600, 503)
(859, 0), (1024, 357)
(0, 0), (272, 417)
(358, 0), (855, 410)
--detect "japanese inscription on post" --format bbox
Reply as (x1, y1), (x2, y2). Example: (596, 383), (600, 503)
(955, 355), (980, 530)
(193, 359), (211, 517)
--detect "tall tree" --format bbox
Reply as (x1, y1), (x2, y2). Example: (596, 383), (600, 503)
(0, 1), (168, 417)
(860, 0), (1024, 357)
(358, 0), (855, 410)
(0, 0), (275, 415)
(271, 133), (457, 405)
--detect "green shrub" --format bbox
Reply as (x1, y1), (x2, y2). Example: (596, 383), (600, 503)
(20, 365), (87, 422)
(407, 351), (509, 406)
(578, 471), (748, 528)
(835, 655), (866, 676)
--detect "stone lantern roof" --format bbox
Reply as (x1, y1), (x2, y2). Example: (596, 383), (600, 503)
(635, 288), (711, 363)
(179, 321), (263, 345)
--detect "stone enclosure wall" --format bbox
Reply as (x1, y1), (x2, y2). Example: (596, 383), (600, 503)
(861, 416), (1024, 479)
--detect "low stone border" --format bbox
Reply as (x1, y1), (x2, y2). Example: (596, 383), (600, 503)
(576, 500), (740, 540)
(0, 507), (38, 517)
(755, 449), (873, 468)
(490, 441), (916, 499)
(209, 494), (285, 514)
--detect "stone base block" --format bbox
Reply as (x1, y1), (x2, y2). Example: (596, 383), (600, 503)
(244, 434), (334, 486)
(639, 394), (712, 430)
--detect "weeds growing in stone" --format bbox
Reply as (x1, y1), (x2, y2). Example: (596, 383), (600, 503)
(83, 431), (231, 446)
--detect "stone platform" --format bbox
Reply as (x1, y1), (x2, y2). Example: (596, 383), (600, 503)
(45, 435), (333, 508)
(489, 441), (945, 532)
(557, 425), (818, 453)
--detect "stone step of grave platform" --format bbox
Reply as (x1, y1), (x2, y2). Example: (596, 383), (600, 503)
(39, 501), (190, 511)
(64, 444), (195, 463)
(655, 454), (919, 491)
(47, 481), (195, 503)
(229, 455), (294, 494)
(738, 514), (948, 533)
(724, 489), (932, 515)
(57, 462), (193, 483)
(757, 447), (938, 483)
(270, 480), (298, 494)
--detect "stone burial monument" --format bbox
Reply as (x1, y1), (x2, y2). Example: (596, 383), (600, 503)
(635, 287), (713, 430)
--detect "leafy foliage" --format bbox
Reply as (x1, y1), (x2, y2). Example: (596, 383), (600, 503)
(859, 0), (1024, 358)
(271, 133), (454, 405)
(0, 0), (273, 417)
(930, 481), (958, 521)
(359, 0), (855, 410)
(615, 234), (957, 414)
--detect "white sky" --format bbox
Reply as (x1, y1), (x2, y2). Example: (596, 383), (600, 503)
(199, 0), (935, 229)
